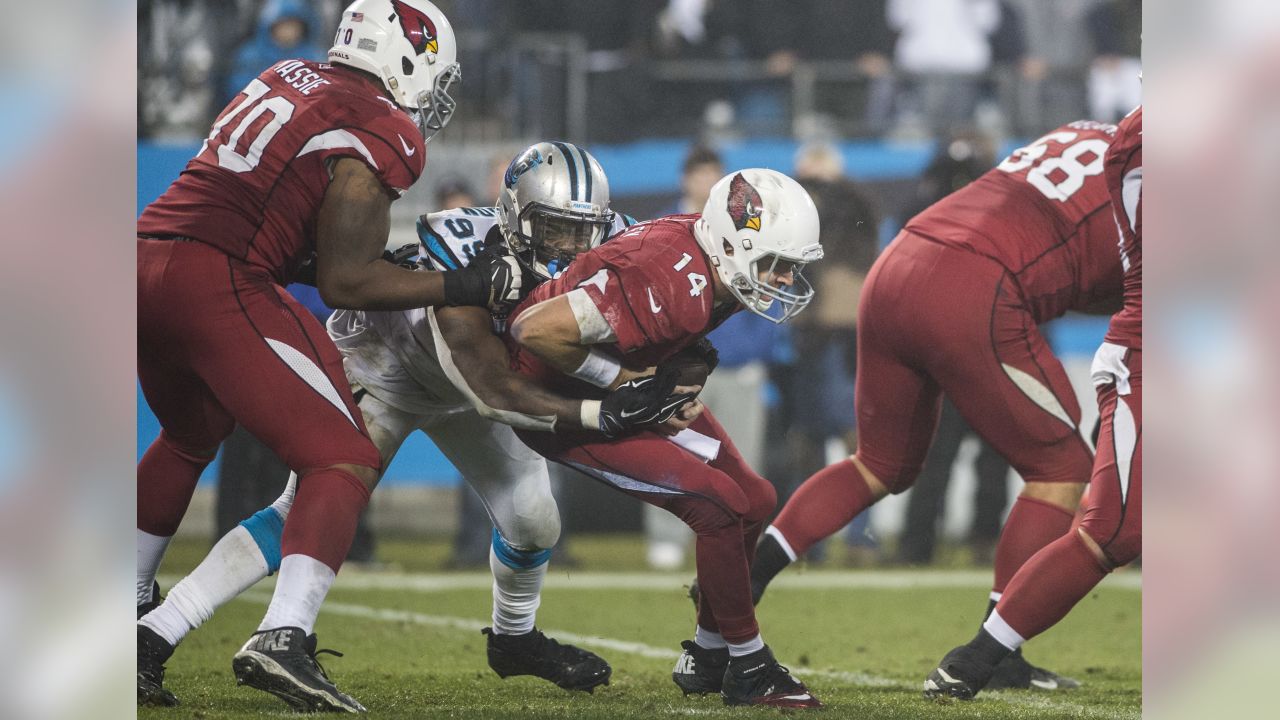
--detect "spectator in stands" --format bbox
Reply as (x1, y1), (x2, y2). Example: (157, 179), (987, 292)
(138, 0), (242, 139)
(223, 0), (328, 108)
(895, 134), (1011, 566)
(792, 0), (895, 134)
(778, 142), (881, 564)
(700, 0), (803, 136)
(435, 176), (477, 212)
(1086, 0), (1142, 122)
(887, 0), (1001, 136)
(1005, 0), (1105, 129)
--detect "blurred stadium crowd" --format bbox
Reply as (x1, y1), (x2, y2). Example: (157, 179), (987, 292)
(140, 0), (1141, 142)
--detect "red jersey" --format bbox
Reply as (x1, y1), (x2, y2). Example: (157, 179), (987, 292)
(905, 121), (1123, 323)
(1102, 107), (1142, 349)
(506, 215), (731, 395)
(137, 59), (425, 284)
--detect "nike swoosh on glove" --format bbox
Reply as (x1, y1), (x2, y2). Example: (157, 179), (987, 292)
(598, 367), (699, 438)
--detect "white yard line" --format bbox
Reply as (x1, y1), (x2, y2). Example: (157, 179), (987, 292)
(234, 589), (1139, 720)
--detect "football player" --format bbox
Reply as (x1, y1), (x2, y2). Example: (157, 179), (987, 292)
(137, 141), (697, 710)
(747, 120), (1129, 691)
(136, 1), (524, 711)
(924, 106), (1142, 700)
(496, 169), (825, 708)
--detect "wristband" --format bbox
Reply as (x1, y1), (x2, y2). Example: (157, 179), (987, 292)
(580, 399), (603, 431)
(570, 349), (622, 388)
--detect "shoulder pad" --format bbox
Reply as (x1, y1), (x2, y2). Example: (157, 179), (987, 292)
(417, 208), (502, 270)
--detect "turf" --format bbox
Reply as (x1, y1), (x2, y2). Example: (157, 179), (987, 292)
(141, 536), (1140, 719)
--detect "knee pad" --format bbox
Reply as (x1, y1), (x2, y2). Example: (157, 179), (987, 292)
(491, 528), (552, 569)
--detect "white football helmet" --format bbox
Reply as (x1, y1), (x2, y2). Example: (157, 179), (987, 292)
(328, 0), (460, 141)
(497, 141), (615, 281)
(694, 168), (823, 323)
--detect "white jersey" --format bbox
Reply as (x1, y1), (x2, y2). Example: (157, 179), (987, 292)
(328, 206), (635, 416)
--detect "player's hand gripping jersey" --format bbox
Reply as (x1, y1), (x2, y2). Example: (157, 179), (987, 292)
(138, 59), (425, 284)
(505, 215), (730, 396)
(331, 206), (636, 414)
(906, 120), (1124, 320)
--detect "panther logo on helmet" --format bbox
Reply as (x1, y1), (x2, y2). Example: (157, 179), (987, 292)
(392, 0), (439, 55)
(727, 173), (763, 232)
(504, 147), (544, 189)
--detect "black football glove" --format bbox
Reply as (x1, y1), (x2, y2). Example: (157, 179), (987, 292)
(686, 337), (720, 374)
(598, 367), (699, 438)
(442, 245), (524, 311)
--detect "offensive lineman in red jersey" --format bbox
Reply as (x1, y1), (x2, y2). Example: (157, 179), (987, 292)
(136, 1), (521, 712)
(748, 121), (1126, 691)
(500, 169), (825, 708)
(925, 106), (1142, 700)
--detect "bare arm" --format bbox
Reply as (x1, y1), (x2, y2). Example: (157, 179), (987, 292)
(315, 158), (449, 310)
(432, 305), (590, 431)
(508, 294), (649, 388)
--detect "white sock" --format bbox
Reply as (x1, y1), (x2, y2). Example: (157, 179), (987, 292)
(140, 525), (271, 646)
(258, 554), (336, 635)
(983, 609), (1026, 652)
(727, 634), (765, 657)
(694, 626), (726, 650)
(489, 545), (546, 635)
(137, 529), (172, 605)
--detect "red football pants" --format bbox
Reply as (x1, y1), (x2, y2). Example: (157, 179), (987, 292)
(854, 231), (1094, 493)
(137, 239), (379, 539)
(519, 410), (776, 644)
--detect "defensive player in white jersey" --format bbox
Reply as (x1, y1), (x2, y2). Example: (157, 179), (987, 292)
(138, 142), (697, 711)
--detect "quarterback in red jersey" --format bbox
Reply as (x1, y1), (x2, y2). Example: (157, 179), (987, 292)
(750, 120), (1126, 691)
(924, 106), (1143, 700)
(136, 1), (521, 712)
(503, 169), (825, 708)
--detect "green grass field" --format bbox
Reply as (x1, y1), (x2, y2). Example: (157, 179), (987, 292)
(141, 536), (1140, 719)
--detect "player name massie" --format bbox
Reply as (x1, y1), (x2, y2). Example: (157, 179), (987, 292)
(274, 60), (331, 96)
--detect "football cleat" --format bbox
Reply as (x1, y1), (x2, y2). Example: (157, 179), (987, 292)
(137, 580), (162, 620)
(483, 627), (611, 692)
(232, 627), (366, 713)
(721, 646), (821, 708)
(671, 640), (729, 695)
(923, 644), (997, 700)
(986, 649), (1081, 691)
(137, 624), (179, 706)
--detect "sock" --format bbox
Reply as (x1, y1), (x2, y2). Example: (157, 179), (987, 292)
(137, 529), (172, 605)
(994, 532), (1109, 641)
(772, 458), (876, 558)
(992, 496), (1075, 594)
(749, 528), (795, 603)
(488, 530), (550, 635)
(982, 610), (1026, 652)
(258, 554), (337, 634)
(279, 468), (371, 572)
(137, 432), (213, 537)
(727, 634), (765, 657)
(140, 525), (271, 646)
(694, 626), (726, 650)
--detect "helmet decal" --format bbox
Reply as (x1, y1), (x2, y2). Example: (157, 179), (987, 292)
(504, 147), (544, 189)
(392, 0), (440, 56)
(727, 173), (763, 232)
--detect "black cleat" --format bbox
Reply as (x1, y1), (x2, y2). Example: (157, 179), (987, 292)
(671, 640), (729, 695)
(483, 627), (611, 692)
(137, 624), (179, 706)
(986, 649), (1081, 691)
(721, 645), (821, 708)
(232, 627), (366, 713)
(137, 580), (162, 620)
(924, 644), (997, 700)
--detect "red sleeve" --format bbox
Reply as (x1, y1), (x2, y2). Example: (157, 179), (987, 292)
(303, 105), (426, 197)
(578, 260), (712, 355)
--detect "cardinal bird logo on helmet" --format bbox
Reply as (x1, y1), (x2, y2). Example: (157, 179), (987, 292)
(392, 0), (439, 55)
(727, 173), (763, 232)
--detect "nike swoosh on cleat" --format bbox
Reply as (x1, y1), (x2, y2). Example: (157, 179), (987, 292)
(780, 693), (813, 701)
(1030, 678), (1059, 690)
